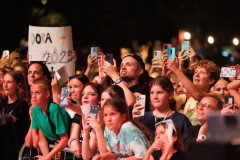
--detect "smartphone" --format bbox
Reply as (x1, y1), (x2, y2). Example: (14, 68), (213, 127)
(181, 41), (190, 59)
(153, 50), (161, 67)
(163, 44), (172, 52)
(224, 96), (234, 109)
(168, 47), (175, 60)
(137, 95), (146, 116)
(60, 87), (70, 107)
(81, 104), (91, 118)
(220, 67), (237, 78)
(91, 47), (99, 64)
(165, 122), (174, 141)
(89, 105), (99, 118)
(2, 50), (9, 59)
(105, 53), (114, 65)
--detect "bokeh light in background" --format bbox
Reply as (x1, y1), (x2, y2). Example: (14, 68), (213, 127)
(208, 36), (214, 44)
(233, 38), (239, 46)
(183, 32), (191, 40)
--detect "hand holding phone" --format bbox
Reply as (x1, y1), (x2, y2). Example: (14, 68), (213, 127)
(168, 47), (175, 60)
(91, 47), (99, 64)
(60, 87), (70, 107)
(137, 95), (146, 116)
(2, 50), (10, 59)
(153, 51), (162, 67)
(224, 96), (234, 109)
(89, 105), (99, 118)
(181, 41), (190, 59)
(105, 53), (114, 65)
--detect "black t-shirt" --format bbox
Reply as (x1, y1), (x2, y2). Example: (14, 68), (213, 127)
(129, 84), (150, 111)
(0, 97), (30, 150)
(185, 125), (201, 145)
(152, 151), (186, 160)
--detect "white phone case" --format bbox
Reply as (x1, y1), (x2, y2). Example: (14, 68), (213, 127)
(137, 95), (146, 116)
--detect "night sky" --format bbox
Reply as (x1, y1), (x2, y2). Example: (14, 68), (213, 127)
(1, 0), (239, 69)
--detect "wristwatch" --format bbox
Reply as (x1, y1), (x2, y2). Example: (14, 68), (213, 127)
(114, 78), (122, 84)
(196, 135), (207, 142)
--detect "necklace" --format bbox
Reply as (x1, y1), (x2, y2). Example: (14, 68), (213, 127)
(154, 109), (174, 123)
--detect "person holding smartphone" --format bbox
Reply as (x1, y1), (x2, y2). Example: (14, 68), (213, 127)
(68, 82), (103, 159)
(226, 64), (240, 109)
(165, 59), (220, 126)
(143, 120), (186, 160)
(132, 76), (191, 142)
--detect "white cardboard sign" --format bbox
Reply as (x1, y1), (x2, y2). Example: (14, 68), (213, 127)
(28, 26), (75, 76)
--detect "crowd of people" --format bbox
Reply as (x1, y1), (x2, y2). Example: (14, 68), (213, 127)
(0, 38), (240, 160)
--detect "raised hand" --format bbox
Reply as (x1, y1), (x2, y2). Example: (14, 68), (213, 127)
(178, 50), (187, 71)
(162, 58), (172, 77)
(132, 103), (144, 120)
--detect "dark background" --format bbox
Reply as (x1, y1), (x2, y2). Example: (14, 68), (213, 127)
(1, 0), (239, 69)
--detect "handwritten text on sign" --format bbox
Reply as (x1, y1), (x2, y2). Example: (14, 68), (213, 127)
(28, 26), (75, 76)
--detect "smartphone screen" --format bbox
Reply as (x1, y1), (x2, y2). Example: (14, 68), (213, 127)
(91, 47), (98, 64)
(168, 47), (175, 60)
(60, 87), (70, 107)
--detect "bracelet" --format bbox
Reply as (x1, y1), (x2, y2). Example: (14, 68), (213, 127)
(69, 139), (77, 146)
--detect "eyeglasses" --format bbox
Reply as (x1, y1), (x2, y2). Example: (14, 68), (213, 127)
(197, 102), (212, 110)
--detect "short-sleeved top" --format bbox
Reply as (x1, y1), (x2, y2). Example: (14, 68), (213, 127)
(32, 102), (71, 141)
(140, 111), (192, 141)
(104, 121), (150, 159)
(152, 150), (186, 160)
(0, 97), (30, 150)
(129, 84), (150, 111)
(183, 97), (201, 126)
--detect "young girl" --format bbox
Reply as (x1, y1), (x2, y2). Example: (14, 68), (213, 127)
(133, 76), (191, 141)
(0, 70), (30, 153)
(96, 98), (150, 159)
(144, 120), (186, 160)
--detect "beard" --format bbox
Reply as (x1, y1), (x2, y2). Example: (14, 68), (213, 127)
(120, 75), (136, 82)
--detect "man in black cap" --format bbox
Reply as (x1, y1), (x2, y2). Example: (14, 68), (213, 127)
(103, 54), (150, 111)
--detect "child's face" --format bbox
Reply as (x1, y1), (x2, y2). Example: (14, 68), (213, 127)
(3, 74), (18, 97)
(31, 84), (50, 106)
(103, 105), (126, 135)
(150, 85), (172, 109)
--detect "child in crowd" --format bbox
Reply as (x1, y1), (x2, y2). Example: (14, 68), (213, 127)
(144, 120), (186, 160)
(30, 78), (71, 160)
(133, 76), (192, 141)
(0, 70), (30, 153)
(93, 98), (150, 159)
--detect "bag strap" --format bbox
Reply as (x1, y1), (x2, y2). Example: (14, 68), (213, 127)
(46, 102), (60, 140)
